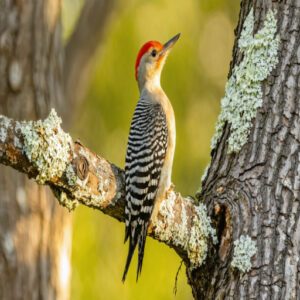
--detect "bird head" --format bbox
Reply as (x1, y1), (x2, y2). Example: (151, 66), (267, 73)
(135, 33), (180, 91)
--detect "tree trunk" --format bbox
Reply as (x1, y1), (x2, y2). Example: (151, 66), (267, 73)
(0, 1), (71, 299)
(189, 1), (300, 299)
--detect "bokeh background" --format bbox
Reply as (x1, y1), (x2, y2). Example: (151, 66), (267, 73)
(63, 1), (239, 299)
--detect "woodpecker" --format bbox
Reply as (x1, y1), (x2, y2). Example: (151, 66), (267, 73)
(122, 33), (180, 282)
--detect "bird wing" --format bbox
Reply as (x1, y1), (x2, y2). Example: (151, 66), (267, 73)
(123, 99), (168, 281)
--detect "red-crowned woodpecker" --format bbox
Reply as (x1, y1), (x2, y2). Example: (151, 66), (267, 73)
(123, 33), (180, 282)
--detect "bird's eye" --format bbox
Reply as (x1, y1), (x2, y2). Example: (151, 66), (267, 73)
(151, 49), (157, 57)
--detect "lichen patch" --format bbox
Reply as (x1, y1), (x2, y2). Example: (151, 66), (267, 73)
(231, 235), (257, 272)
(211, 8), (279, 153)
(20, 109), (72, 184)
(58, 191), (78, 212)
(66, 164), (77, 186)
(0, 116), (11, 143)
(153, 192), (217, 268)
(201, 164), (210, 183)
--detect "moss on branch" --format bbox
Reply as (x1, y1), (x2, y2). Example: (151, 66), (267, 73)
(0, 109), (216, 267)
(152, 191), (217, 269)
(211, 8), (279, 153)
(20, 109), (72, 184)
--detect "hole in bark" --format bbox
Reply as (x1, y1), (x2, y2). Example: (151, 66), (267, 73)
(74, 155), (89, 180)
(213, 204), (232, 262)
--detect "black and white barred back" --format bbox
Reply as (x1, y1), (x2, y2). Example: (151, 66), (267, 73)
(122, 98), (168, 281)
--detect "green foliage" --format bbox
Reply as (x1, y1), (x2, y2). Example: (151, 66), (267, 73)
(63, 0), (239, 298)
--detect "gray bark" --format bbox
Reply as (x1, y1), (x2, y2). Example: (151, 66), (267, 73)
(0, 0), (118, 299)
(0, 1), (70, 300)
(191, 1), (300, 299)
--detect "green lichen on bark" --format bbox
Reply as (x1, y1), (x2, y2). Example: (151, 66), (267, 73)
(231, 235), (257, 272)
(20, 109), (72, 184)
(0, 116), (11, 143)
(211, 8), (279, 153)
(58, 191), (78, 212)
(51, 187), (79, 212)
(154, 192), (217, 268)
(66, 164), (77, 186)
(188, 203), (218, 269)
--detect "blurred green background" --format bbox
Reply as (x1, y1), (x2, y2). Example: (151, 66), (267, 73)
(63, 0), (239, 299)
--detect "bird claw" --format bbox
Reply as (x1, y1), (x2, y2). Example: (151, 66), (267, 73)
(165, 183), (175, 198)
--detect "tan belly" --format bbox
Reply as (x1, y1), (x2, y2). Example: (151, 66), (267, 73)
(150, 101), (176, 223)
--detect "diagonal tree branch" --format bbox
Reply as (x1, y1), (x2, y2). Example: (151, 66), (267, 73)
(64, 0), (119, 114)
(0, 109), (217, 268)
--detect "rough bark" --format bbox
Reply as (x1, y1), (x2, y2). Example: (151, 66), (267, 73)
(0, 0), (121, 299)
(190, 1), (300, 299)
(0, 1), (71, 300)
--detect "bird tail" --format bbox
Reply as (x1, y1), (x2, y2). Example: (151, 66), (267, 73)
(124, 201), (131, 243)
(124, 223), (130, 243)
(136, 223), (148, 281)
(122, 225), (140, 282)
(122, 223), (148, 282)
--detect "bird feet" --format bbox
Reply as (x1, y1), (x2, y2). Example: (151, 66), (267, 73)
(165, 183), (175, 198)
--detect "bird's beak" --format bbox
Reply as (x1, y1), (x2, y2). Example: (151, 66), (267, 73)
(159, 33), (180, 57)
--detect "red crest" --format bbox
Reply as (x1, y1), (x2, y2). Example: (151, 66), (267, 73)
(135, 41), (163, 80)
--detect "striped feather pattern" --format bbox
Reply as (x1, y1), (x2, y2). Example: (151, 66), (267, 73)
(122, 98), (168, 281)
